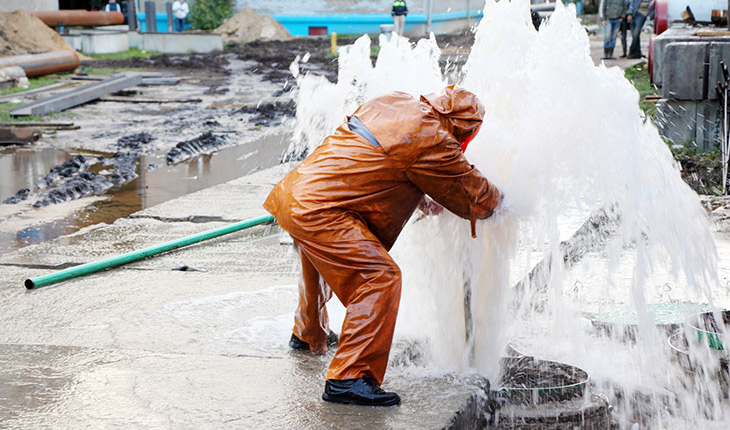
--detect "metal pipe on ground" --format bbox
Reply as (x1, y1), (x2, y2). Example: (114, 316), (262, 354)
(29, 10), (124, 27)
(0, 51), (79, 78)
(10, 72), (142, 116)
(24, 214), (276, 289)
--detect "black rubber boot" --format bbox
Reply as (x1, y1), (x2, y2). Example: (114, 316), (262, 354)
(602, 48), (611, 59)
(607, 47), (615, 59)
(289, 330), (338, 351)
(322, 376), (401, 406)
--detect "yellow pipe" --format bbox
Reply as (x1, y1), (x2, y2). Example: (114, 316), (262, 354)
(331, 32), (337, 55)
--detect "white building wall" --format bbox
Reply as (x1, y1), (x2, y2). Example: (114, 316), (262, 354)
(0, 0), (59, 12)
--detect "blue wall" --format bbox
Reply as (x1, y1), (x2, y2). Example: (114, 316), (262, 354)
(271, 11), (485, 36)
(137, 13), (191, 32)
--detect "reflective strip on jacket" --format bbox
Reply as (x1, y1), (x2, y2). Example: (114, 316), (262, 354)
(392, 0), (408, 16)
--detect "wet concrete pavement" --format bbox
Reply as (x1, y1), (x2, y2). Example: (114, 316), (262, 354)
(0, 164), (487, 429)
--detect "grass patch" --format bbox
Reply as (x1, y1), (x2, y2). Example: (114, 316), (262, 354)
(670, 144), (725, 194)
(0, 101), (78, 123)
(624, 62), (658, 120)
(0, 75), (79, 123)
(85, 47), (164, 60)
(0, 76), (60, 96)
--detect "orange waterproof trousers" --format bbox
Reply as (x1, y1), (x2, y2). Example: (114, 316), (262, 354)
(292, 213), (401, 386)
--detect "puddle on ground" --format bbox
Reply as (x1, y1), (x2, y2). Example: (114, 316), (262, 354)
(0, 132), (289, 256)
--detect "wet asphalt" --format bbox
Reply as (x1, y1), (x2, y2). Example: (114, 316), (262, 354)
(0, 163), (488, 429)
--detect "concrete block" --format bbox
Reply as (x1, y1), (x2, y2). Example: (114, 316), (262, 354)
(656, 99), (722, 150)
(64, 29), (130, 54)
(662, 42), (707, 100)
(61, 34), (82, 51)
(80, 31), (129, 54)
(696, 99), (722, 149)
(128, 30), (142, 49)
(138, 33), (223, 54)
(653, 27), (700, 86)
(708, 42), (730, 100)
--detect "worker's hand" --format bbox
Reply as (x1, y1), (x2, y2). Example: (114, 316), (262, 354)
(601, 19), (607, 26)
(627, 14), (633, 22)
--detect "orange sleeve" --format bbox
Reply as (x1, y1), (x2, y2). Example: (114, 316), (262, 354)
(405, 138), (501, 224)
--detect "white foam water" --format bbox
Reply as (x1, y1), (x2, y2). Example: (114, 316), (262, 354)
(289, 0), (727, 426)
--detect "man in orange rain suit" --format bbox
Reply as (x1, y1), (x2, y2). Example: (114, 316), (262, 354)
(263, 84), (502, 406)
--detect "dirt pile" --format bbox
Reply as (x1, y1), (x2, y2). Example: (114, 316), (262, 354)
(215, 8), (294, 45)
(0, 11), (77, 57)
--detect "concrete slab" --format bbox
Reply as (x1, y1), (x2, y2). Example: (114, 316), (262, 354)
(135, 32), (224, 54)
(0, 163), (486, 429)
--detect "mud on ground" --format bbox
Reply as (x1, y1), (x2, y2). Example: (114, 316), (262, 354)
(87, 32), (477, 87)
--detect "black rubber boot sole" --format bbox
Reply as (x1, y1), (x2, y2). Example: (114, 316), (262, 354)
(322, 391), (401, 406)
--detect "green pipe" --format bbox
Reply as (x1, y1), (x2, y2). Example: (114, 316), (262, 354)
(25, 214), (275, 290)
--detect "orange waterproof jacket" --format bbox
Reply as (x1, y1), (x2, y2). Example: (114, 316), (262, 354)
(264, 85), (500, 246)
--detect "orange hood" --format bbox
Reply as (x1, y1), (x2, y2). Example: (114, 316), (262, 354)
(420, 84), (485, 142)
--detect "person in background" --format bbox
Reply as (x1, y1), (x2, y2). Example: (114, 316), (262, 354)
(263, 85), (502, 406)
(392, 0), (408, 36)
(599, 0), (630, 59)
(172, 0), (189, 33)
(104, 0), (120, 13)
(618, 9), (631, 58)
(628, 0), (654, 58)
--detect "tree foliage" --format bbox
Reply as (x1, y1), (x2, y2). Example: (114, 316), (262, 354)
(190, 0), (233, 30)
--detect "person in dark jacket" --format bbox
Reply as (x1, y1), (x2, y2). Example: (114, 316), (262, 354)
(104, 0), (120, 12)
(599, 0), (630, 59)
(627, 0), (654, 58)
(264, 85), (502, 406)
(392, 0), (408, 36)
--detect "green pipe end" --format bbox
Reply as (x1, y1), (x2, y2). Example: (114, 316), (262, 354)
(25, 279), (35, 289)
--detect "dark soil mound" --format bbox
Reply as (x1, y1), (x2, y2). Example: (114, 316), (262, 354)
(165, 132), (230, 164)
(675, 151), (726, 195)
(233, 100), (296, 127)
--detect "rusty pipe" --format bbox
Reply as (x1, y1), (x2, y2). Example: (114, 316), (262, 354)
(31, 10), (124, 27)
(0, 51), (79, 78)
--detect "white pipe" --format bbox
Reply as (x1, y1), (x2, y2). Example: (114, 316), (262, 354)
(427, 0), (434, 34)
(467, 0), (471, 26)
